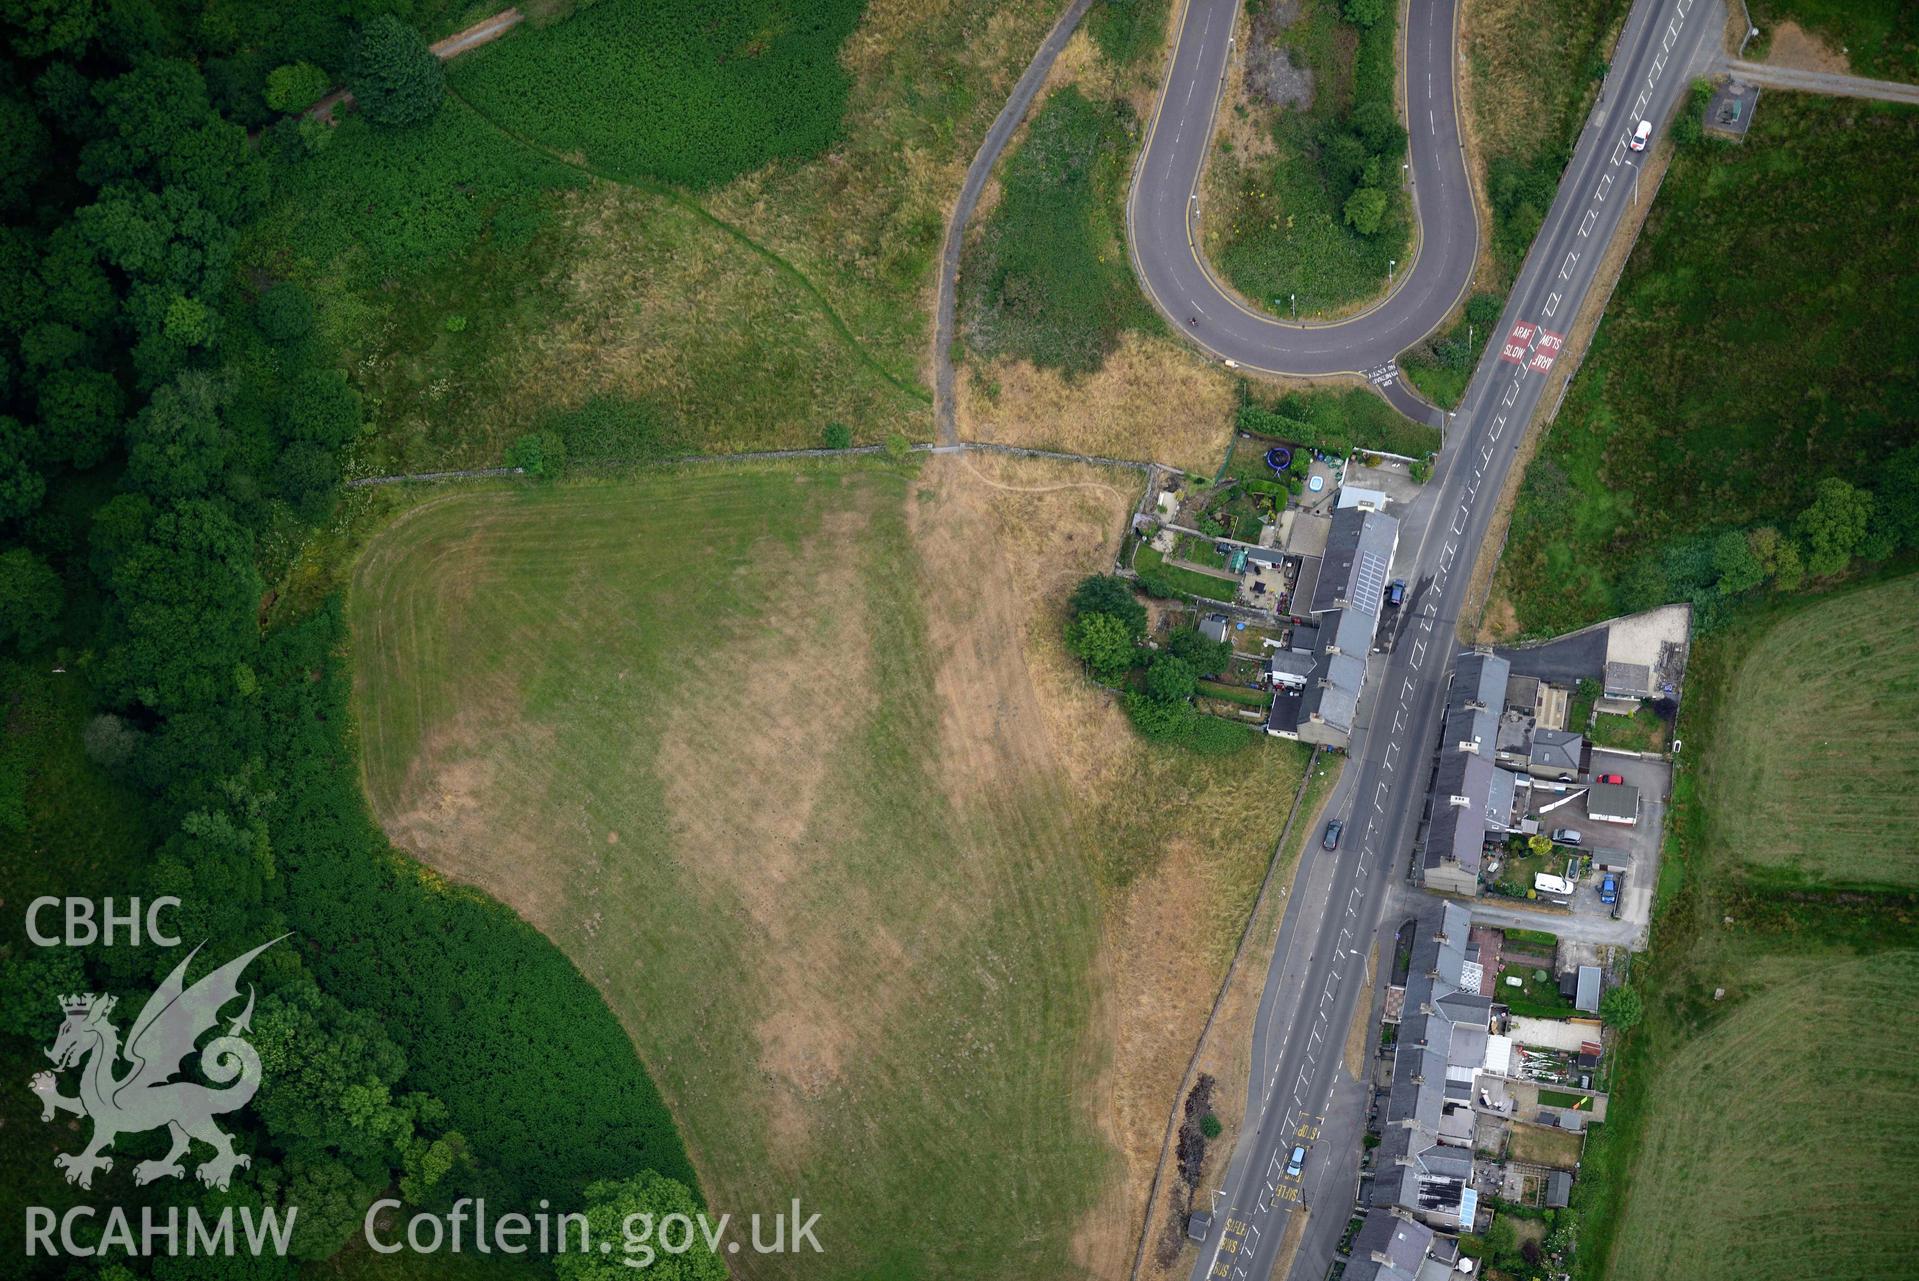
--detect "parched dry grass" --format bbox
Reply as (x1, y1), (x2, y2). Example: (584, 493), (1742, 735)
(956, 332), (1239, 472)
(1760, 19), (1852, 72)
(450, 184), (933, 457)
(353, 456), (1310, 1279)
(1507, 1121), (1584, 1169)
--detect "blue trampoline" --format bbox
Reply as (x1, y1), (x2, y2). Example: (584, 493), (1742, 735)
(1264, 446), (1294, 475)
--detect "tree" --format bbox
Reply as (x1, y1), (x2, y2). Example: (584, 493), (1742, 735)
(266, 62), (332, 114)
(1870, 445), (1919, 553)
(82, 713), (141, 771)
(1341, 0), (1389, 27)
(1600, 983), (1643, 1030)
(1343, 187), (1389, 236)
(1166, 624), (1231, 677)
(1069, 574), (1147, 637)
(1711, 528), (1763, 595)
(0, 546), (61, 651)
(555, 1172), (727, 1281)
(1146, 654), (1197, 703)
(349, 15), (444, 128)
(256, 283), (316, 344)
(1351, 100), (1405, 158)
(1794, 476), (1872, 578)
(0, 416), (45, 519)
(1067, 610), (1137, 682)
(1526, 832), (1554, 856)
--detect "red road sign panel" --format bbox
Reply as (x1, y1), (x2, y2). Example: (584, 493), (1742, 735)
(1499, 321), (1537, 365)
(1528, 327), (1567, 374)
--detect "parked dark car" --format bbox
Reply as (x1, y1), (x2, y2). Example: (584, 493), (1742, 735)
(1322, 820), (1343, 851)
(1386, 579), (1407, 608)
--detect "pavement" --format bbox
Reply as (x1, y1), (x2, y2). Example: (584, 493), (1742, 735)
(1180, 3), (1724, 1278)
(1126, 0), (1478, 420)
(1717, 58), (1919, 104)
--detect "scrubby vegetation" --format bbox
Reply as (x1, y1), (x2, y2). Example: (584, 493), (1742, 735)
(450, 0), (867, 190)
(1235, 385), (1441, 460)
(961, 87), (1156, 374)
(1495, 97), (1919, 636)
(1088, 0), (1172, 73)
(1207, 0), (1410, 316)
(1750, 0), (1919, 81)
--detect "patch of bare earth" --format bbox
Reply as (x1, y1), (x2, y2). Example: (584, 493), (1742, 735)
(1763, 20), (1852, 74)
(956, 332), (1238, 472)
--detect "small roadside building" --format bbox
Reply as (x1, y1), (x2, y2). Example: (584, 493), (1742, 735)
(1587, 780), (1640, 825)
(1199, 613), (1230, 645)
(1574, 966), (1601, 1014)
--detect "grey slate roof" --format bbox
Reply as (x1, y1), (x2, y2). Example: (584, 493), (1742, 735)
(1266, 648), (1317, 682)
(1443, 702), (1497, 756)
(1605, 659), (1653, 696)
(1353, 1212), (1434, 1279)
(1588, 779), (1640, 819)
(1547, 1171), (1573, 1208)
(1486, 766), (1518, 831)
(1199, 613), (1230, 644)
(1311, 507), (1400, 616)
(1531, 727), (1585, 773)
(1298, 646), (1365, 735)
(1453, 651), (1510, 711)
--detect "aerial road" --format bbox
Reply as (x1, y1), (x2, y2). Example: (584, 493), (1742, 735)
(1125, 0), (1479, 420)
(1169, 1), (1725, 1279)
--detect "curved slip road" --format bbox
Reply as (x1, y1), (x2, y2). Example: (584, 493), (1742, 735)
(1186, 1), (1723, 1278)
(1127, 0), (1477, 418)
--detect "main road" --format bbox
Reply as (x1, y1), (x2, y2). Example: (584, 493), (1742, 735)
(1126, 0), (1479, 419)
(1174, 2), (1723, 1279)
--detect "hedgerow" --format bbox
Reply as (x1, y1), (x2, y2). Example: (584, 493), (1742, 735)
(450, 0), (866, 190)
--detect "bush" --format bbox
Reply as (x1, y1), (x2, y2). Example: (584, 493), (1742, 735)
(506, 431), (567, 478)
(351, 15), (445, 128)
(266, 62), (332, 114)
(822, 422), (852, 450)
(1600, 984), (1644, 1030)
(1199, 1113), (1222, 1139)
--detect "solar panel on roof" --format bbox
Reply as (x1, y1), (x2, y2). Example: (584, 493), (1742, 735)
(1354, 550), (1389, 608)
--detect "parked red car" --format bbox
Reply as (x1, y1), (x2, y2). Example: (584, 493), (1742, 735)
(1598, 773), (1624, 785)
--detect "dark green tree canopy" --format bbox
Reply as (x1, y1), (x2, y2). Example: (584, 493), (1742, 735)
(349, 15), (444, 128)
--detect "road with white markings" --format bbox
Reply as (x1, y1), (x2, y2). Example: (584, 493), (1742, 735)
(1179, 3), (1723, 1278)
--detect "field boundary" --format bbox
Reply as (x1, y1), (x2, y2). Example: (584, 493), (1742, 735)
(347, 439), (1167, 488)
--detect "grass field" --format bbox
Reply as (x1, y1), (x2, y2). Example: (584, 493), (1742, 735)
(1507, 1122), (1583, 1170)
(1494, 96), (1919, 636)
(1205, 0), (1410, 318)
(1606, 948), (1919, 1280)
(1701, 574), (1919, 889)
(349, 457), (1313, 1278)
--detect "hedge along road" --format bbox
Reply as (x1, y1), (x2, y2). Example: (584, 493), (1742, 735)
(1126, 0), (1477, 421)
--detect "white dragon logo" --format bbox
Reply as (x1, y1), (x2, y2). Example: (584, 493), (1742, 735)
(31, 936), (284, 1191)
